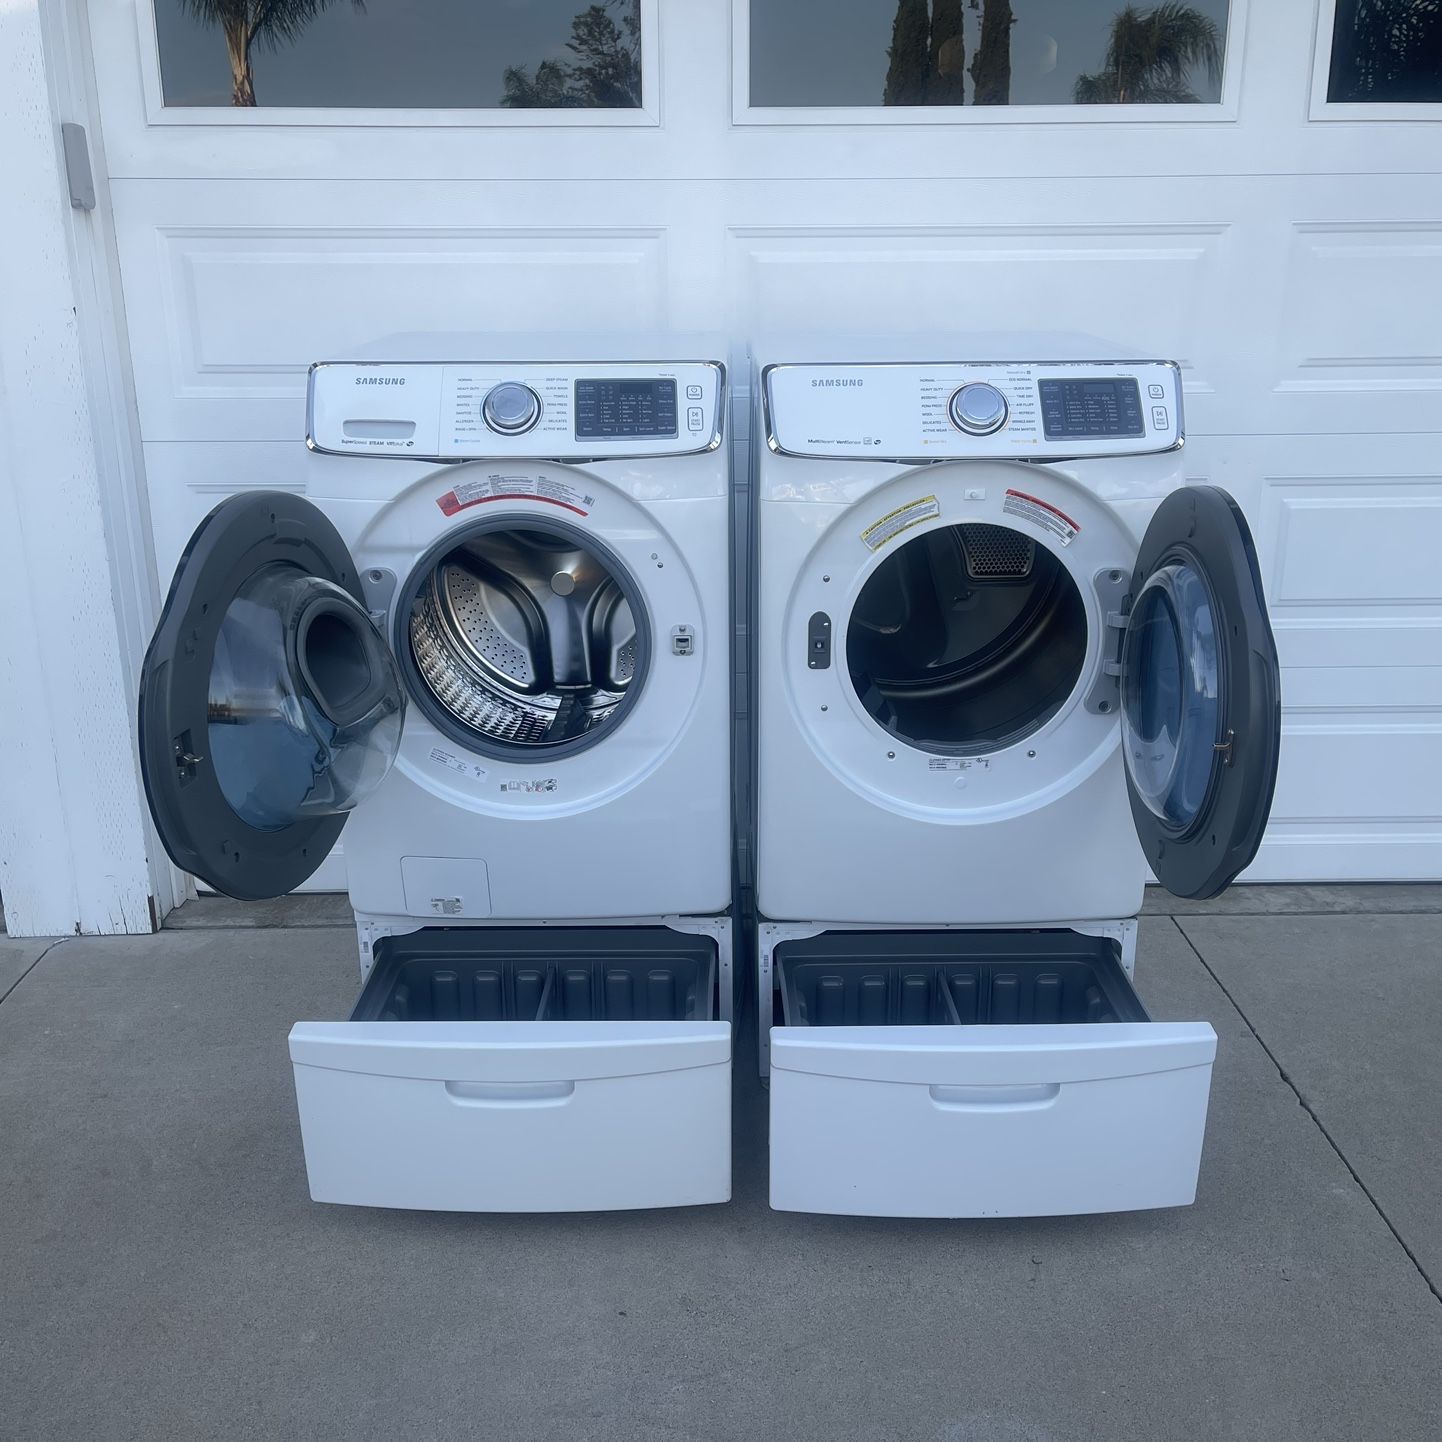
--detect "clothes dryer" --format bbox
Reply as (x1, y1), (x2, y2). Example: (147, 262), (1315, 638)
(749, 335), (1280, 1217)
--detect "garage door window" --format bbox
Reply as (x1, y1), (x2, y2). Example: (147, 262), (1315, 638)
(146, 0), (653, 121)
(1325, 1), (1442, 104)
(741, 0), (1234, 118)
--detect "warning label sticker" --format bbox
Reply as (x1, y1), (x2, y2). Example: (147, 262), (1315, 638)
(861, 495), (941, 552)
(428, 746), (488, 782)
(501, 777), (559, 794)
(438, 474), (594, 518)
(1003, 489), (1080, 546)
(927, 756), (991, 773)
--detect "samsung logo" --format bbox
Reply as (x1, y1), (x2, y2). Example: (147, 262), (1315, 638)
(812, 378), (864, 388)
(355, 376), (406, 386)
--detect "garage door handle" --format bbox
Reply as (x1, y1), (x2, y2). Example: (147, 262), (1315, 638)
(928, 1083), (1060, 1110)
(444, 1080), (576, 1107)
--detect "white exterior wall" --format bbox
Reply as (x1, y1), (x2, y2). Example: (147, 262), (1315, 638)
(0, 0), (160, 935)
(2, 0), (1439, 932)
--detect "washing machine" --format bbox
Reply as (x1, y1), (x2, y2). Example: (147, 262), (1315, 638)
(137, 336), (735, 1212)
(749, 335), (1281, 1218)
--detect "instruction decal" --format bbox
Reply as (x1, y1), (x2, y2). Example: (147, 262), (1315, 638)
(861, 495), (941, 552)
(428, 746), (488, 782)
(501, 777), (559, 794)
(1003, 489), (1079, 546)
(439, 473), (594, 518)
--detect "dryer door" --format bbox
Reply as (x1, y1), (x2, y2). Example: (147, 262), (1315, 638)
(138, 492), (405, 900)
(1120, 486), (1281, 900)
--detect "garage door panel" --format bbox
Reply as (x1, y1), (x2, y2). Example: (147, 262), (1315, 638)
(110, 184), (673, 442)
(728, 222), (1231, 399)
(1257, 720), (1442, 882)
(1272, 220), (1442, 434)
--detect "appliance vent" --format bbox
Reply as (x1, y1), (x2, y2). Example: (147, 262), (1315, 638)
(962, 524), (1035, 580)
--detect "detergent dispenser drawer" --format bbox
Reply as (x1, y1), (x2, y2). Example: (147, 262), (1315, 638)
(290, 928), (730, 1212)
(769, 930), (1215, 1219)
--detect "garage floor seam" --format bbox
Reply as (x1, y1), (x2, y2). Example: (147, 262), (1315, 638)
(0, 938), (68, 1009)
(1171, 914), (1442, 1308)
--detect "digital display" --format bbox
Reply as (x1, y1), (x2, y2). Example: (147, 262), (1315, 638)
(1038, 379), (1146, 440)
(574, 379), (678, 439)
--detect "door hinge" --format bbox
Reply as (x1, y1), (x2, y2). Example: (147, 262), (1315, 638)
(61, 122), (96, 211)
(1084, 567), (1132, 716)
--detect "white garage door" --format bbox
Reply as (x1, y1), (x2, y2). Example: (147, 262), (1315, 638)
(87, 0), (1442, 885)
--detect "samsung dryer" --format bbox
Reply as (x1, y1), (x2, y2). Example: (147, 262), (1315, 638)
(137, 336), (735, 1212)
(749, 335), (1281, 1218)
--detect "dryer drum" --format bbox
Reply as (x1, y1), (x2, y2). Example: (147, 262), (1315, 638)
(404, 522), (646, 757)
(847, 522), (1087, 756)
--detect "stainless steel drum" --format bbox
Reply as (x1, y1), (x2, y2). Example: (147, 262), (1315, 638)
(406, 526), (644, 754)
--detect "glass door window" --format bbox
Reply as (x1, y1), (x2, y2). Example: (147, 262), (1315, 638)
(745, 0), (1232, 112)
(151, 0), (643, 110)
(1327, 0), (1442, 103)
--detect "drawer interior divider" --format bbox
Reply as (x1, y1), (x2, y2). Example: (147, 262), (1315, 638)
(776, 930), (1148, 1029)
(351, 927), (717, 1023)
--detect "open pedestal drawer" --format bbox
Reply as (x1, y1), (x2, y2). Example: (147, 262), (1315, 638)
(767, 930), (1215, 1218)
(289, 927), (730, 1212)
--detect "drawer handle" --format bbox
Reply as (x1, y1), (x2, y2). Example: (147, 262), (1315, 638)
(444, 1080), (576, 1107)
(928, 1083), (1060, 1111)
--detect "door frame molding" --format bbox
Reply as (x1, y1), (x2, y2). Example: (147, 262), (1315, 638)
(0, 0), (181, 934)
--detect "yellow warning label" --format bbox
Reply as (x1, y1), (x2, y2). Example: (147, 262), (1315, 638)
(860, 495), (941, 552)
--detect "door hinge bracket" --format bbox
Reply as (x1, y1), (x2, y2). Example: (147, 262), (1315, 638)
(1084, 570), (1132, 716)
(61, 122), (96, 211)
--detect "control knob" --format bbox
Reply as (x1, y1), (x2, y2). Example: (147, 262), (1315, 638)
(949, 382), (1009, 436)
(482, 382), (541, 435)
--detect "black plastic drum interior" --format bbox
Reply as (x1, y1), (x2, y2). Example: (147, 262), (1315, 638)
(846, 523), (1087, 755)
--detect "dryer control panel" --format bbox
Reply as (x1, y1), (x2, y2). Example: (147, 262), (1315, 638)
(764, 360), (1182, 462)
(307, 360), (724, 460)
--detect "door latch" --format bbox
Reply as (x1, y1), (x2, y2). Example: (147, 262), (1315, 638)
(173, 731), (203, 783)
(807, 612), (832, 670)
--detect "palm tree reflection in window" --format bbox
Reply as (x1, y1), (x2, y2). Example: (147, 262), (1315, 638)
(878, 0), (1221, 107)
(1074, 3), (1222, 104)
(176, 0), (360, 107)
(503, 2), (642, 109)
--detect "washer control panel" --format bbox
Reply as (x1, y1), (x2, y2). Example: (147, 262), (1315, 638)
(308, 360), (723, 459)
(765, 359), (1182, 461)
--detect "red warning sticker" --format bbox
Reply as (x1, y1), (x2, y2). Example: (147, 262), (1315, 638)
(438, 473), (593, 517)
(1003, 488), (1080, 546)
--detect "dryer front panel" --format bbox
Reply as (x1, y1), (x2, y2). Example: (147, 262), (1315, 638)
(764, 360), (1182, 463)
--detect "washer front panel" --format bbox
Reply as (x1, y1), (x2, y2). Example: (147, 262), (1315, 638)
(765, 360), (1181, 462)
(348, 463), (716, 818)
(308, 361), (724, 461)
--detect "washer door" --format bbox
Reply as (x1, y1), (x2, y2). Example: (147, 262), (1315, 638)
(1120, 486), (1281, 900)
(138, 492), (405, 900)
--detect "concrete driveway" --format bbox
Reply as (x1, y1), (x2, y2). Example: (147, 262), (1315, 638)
(2, 888), (1440, 1441)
